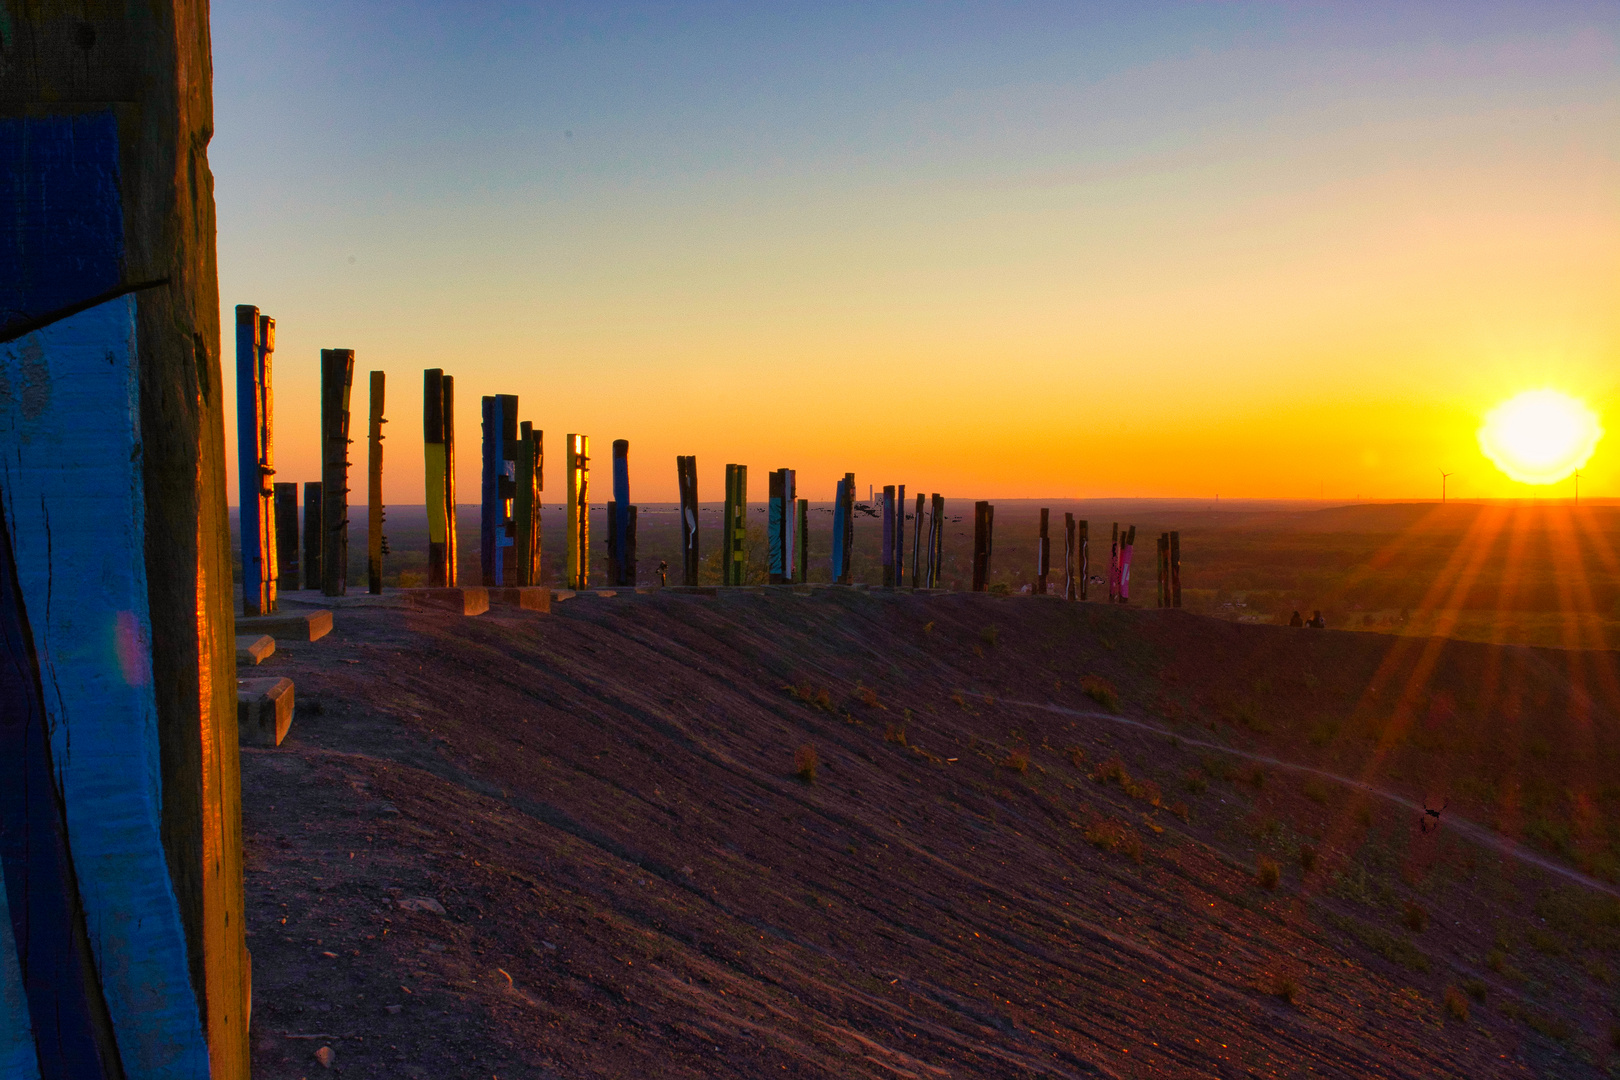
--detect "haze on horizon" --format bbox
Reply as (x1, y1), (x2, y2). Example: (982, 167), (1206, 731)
(212, 1), (1620, 506)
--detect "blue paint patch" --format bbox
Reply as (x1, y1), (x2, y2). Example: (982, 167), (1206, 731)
(0, 113), (123, 324)
(0, 297), (211, 1080)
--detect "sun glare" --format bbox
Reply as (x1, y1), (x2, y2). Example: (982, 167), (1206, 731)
(1477, 390), (1603, 486)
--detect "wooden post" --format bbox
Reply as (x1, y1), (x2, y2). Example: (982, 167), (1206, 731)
(275, 482), (300, 591)
(797, 497), (810, 583)
(1120, 525), (1136, 603)
(881, 485), (897, 587)
(480, 395), (519, 586)
(303, 481), (323, 589)
(1078, 519), (1089, 600)
(1036, 508), (1050, 595)
(831, 477), (847, 584)
(972, 501), (992, 591)
(892, 484), (906, 587)
(676, 455), (699, 586)
(1063, 513), (1076, 599)
(367, 371), (385, 594)
(609, 439), (632, 586)
(1, 5), (249, 1072)
(235, 306), (277, 615)
(443, 375), (458, 585)
(512, 422), (541, 586)
(911, 492), (924, 587)
(724, 464), (748, 586)
(1170, 530), (1182, 608)
(929, 493), (945, 588)
(768, 469), (796, 585)
(1107, 522), (1120, 602)
(841, 473), (855, 583)
(566, 435), (590, 590)
(320, 349), (354, 596)
(423, 369), (450, 587)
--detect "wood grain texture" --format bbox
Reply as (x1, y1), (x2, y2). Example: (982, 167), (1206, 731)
(367, 371), (384, 595)
(319, 349), (353, 597)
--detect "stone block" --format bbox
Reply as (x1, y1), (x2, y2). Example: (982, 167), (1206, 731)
(238, 676), (294, 747)
(403, 587), (488, 615)
(238, 609), (333, 642)
(487, 586), (551, 612)
(236, 634), (275, 666)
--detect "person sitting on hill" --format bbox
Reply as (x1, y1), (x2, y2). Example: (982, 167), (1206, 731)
(1307, 610), (1326, 628)
(1289, 610), (1304, 627)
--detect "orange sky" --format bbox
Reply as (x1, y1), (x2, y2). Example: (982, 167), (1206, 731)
(213, 4), (1620, 505)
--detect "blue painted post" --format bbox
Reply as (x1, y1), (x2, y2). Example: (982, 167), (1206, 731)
(610, 439), (631, 586)
(768, 469), (794, 584)
(481, 396), (498, 585)
(235, 305), (276, 614)
(831, 477), (848, 584)
(881, 485), (896, 587)
(839, 473), (856, 584)
(480, 395), (520, 586)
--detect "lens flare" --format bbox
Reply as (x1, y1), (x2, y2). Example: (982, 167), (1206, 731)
(1477, 390), (1602, 486)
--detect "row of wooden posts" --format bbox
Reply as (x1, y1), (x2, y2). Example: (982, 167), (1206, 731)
(234, 318), (1182, 612)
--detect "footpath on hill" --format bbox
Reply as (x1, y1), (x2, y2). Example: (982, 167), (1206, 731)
(243, 590), (1620, 1079)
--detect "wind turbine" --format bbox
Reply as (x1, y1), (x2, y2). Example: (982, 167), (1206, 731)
(1441, 470), (1452, 505)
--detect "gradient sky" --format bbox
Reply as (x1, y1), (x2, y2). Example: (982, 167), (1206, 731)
(211, 1), (1620, 505)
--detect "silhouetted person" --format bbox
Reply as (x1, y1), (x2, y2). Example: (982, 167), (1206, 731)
(1307, 610), (1326, 628)
(1289, 610), (1304, 627)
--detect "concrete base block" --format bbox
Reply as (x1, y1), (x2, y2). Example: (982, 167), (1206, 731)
(236, 634), (275, 666)
(238, 610), (333, 642)
(551, 589), (576, 601)
(238, 676), (294, 747)
(487, 586), (551, 612)
(404, 587), (489, 615)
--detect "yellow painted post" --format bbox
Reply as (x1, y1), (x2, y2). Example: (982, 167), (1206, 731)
(566, 434), (590, 589)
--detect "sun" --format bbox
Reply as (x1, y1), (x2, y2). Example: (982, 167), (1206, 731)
(1477, 390), (1603, 486)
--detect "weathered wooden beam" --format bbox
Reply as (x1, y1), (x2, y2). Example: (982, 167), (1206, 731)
(1063, 513), (1077, 600)
(1120, 524), (1136, 603)
(442, 375), (459, 586)
(724, 464), (749, 586)
(797, 497), (810, 583)
(235, 306), (277, 615)
(608, 439), (634, 586)
(1078, 519), (1089, 601)
(1107, 522), (1120, 602)
(367, 371), (385, 594)
(972, 501), (993, 591)
(929, 494), (944, 588)
(274, 482), (300, 592)
(303, 481), (323, 589)
(676, 455), (699, 586)
(881, 485), (897, 587)
(768, 469), (790, 585)
(1036, 508), (1050, 595)
(1170, 530), (1182, 608)
(892, 484), (906, 587)
(513, 423), (541, 587)
(566, 435), (590, 589)
(1, 3), (248, 1072)
(320, 349), (354, 596)
(911, 492), (924, 587)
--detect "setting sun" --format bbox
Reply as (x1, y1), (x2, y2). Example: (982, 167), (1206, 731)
(1477, 390), (1604, 487)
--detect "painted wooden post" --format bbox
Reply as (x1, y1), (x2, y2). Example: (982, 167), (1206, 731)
(1107, 522), (1120, 602)
(929, 493), (945, 588)
(797, 497), (810, 583)
(676, 455), (700, 586)
(1170, 530), (1182, 608)
(830, 477), (848, 584)
(303, 481), (324, 589)
(480, 395), (521, 586)
(367, 371), (385, 594)
(442, 376), (459, 585)
(235, 306), (277, 615)
(892, 484), (906, 587)
(320, 349), (355, 596)
(423, 369), (450, 587)
(768, 469), (797, 585)
(1120, 525), (1136, 603)
(1078, 519), (1090, 601)
(881, 485), (897, 587)
(1036, 508), (1051, 595)
(275, 482), (300, 591)
(911, 492), (924, 587)
(512, 422), (542, 586)
(723, 464), (748, 586)
(840, 473), (855, 584)
(972, 501), (993, 591)
(1063, 513), (1076, 599)
(606, 439), (635, 586)
(1, 6), (249, 1072)
(566, 435), (590, 590)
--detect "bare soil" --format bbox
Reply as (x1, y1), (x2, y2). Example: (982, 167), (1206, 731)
(242, 588), (1620, 1078)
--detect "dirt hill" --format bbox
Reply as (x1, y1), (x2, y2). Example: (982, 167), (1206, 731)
(242, 589), (1620, 1078)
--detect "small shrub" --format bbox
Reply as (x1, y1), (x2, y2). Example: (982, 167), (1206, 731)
(1442, 985), (1469, 1021)
(979, 625), (999, 647)
(793, 744), (819, 784)
(1246, 765), (1267, 790)
(1299, 844), (1318, 873)
(988, 582), (1010, 596)
(883, 723), (907, 746)
(1000, 748), (1030, 774)
(1526, 927), (1565, 956)
(1066, 745), (1087, 768)
(1081, 675), (1119, 712)
(1302, 777), (1329, 804)
(1168, 802), (1190, 822)
(1183, 770), (1208, 794)
(1084, 818), (1142, 862)
(922, 621), (934, 634)
(857, 683), (879, 708)
(1524, 1009), (1574, 1042)
(951, 692), (967, 708)
(1267, 971), (1301, 1005)
(1461, 977), (1487, 1002)
(1402, 901), (1428, 933)
(1257, 857), (1281, 890)
(1091, 756), (1128, 785)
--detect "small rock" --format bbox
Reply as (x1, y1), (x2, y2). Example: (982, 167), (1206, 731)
(321, 950), (337, 958)
(377, 802), (400, 816)
(396, 897), (445, 915)
(314, 1045), (336, 1069)
(540, 940), (557, 951)
(384, 1004), (403, 1015)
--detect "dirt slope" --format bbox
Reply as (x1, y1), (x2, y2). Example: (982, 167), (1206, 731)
(242, 590), (1620, 1078)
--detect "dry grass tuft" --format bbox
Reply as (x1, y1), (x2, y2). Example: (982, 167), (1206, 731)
(951, 692), (967, 709)
(785, 682), (834, 712)
(1257, 857), (1281, 890)
(1084, 818), (1143, 862)
(1168, 802), (1190, 822)
(1442, 985), (1470, 1021)
(793, 744), (819, 784)
(1066, 745), (1087, 768)
(883, 723), (908, 746)
(1080, 675), (1119, 712)
(1000, 748), (1030, 774)
(857, 683), (880, 708)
